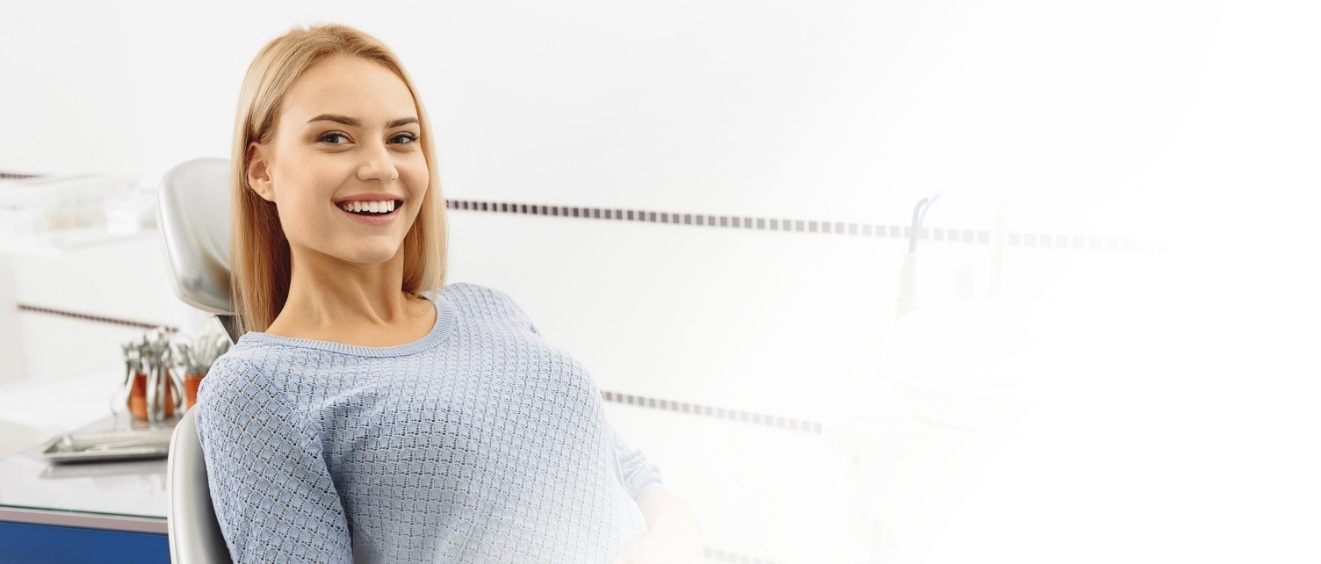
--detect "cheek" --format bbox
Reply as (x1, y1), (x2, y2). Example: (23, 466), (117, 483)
(270, 166), (334, 232)
(272, 197), (317, 241)
(402, 157), (430, 198)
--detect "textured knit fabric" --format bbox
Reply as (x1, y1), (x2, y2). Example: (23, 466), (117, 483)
(195, 283), (662, 563)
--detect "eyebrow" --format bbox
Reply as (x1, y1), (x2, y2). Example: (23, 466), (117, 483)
(307, 114), (419, 128)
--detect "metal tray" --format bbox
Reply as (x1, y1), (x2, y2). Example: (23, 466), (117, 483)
(40, 428), (175, 464)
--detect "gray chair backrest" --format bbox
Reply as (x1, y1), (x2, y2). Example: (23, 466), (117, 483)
(157, 157), (241, 342)
(159, 157), (236, 563)
(167, 410), (232, 564)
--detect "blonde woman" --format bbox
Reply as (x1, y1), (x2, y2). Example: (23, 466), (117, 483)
(196, 24), (702, 563)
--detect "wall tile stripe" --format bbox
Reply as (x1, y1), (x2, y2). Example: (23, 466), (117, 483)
(704, 547), (792, 564)
(0, 173), (40, 180)
(601, 390), (823, 435)
(445, 199), (1153, 252)
(16, 304), (178, 333)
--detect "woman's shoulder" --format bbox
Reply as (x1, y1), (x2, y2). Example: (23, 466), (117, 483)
(199, 348), (275, 396)
(194, 349), (323, 444)
(433, 282), (526, 316)
(432, 282), (541, 334)
(197, 343), (329, 417)
(432, 281), (513, 303)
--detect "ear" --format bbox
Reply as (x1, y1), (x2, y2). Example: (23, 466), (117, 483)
(246, 142), (276, 202)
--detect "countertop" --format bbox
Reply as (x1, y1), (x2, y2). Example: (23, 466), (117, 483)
(0, 401), (172, 533)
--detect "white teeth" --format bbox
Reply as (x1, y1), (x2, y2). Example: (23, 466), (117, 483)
(339, 200), (397, 214)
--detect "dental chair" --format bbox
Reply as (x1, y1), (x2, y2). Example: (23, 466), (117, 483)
(158, 157), (236, 564)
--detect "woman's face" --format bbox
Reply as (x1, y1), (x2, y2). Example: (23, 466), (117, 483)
(247, 55), (427, 271)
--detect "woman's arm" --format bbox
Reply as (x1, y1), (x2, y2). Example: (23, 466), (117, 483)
(613, 487), (705, 564)
(196, 358), (354, 563)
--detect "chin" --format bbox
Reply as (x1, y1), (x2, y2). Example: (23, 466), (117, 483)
(351, 250), (403, 265)
(333, 242), (405, 266)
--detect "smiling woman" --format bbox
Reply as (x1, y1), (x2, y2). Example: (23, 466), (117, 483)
(243, 55), (436, 345)
(230, 26), (444, 338)
(194, 23), (703, 563)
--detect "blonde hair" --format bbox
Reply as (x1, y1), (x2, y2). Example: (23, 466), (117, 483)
(230, 24), (447, 333)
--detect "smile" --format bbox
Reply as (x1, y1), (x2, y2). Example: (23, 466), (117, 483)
(337, 199), (401, 214)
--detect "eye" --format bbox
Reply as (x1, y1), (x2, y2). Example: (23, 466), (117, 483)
(389, 132), (419, 145)
(318, 132), (351, 145)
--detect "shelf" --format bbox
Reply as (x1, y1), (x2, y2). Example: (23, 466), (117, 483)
(0, 227), (157, 257)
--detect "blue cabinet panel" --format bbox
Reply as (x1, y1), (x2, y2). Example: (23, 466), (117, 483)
(0, 521), (168, 564)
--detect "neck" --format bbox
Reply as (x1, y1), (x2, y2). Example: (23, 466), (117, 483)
(267, 248), (427, 340)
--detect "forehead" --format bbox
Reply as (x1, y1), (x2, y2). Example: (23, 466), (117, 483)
(281, 56), (417, 123)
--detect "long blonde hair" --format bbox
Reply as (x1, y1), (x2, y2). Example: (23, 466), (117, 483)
(230, 24), (447, 334)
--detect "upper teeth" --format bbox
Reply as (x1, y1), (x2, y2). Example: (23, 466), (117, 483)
(340, 200), (396, 213)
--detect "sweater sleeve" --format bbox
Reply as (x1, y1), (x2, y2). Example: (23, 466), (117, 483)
(195, 357), (353, 563)
(609, 422), (664, 501)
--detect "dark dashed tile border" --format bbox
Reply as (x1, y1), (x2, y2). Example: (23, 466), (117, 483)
(16, 304), (179, 333)
(704, 547), (793, 564)
(0, 172), (41, 180)
(445, 199), (1153, 253)
(601, 390), (823, 435)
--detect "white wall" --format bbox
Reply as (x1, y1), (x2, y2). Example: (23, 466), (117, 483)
(2, 1), (1319, 562)
(0, 0), (1211, 235)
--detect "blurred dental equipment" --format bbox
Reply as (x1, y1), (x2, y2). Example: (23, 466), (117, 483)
(896, 194), (940, 320)
(116, 329), (183, 423)
(174, 332), (231, 409)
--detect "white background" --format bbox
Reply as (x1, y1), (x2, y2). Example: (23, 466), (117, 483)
(2, 1), (1319, 561)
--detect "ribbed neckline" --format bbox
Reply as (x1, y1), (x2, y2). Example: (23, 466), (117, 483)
(236, 295), (456, 357)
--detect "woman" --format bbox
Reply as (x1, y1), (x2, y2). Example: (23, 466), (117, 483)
(196, 24), (702, 563)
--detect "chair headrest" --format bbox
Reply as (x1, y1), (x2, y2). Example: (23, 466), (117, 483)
(157, 158), (233, 317)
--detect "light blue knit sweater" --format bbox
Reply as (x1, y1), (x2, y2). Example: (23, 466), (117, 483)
(195, 283), (661, 563)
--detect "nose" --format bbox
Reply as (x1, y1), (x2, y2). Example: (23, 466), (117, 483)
(357, 141), (399, 182)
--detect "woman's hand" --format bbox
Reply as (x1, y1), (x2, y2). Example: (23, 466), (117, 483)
(613, 488), (704, 564)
